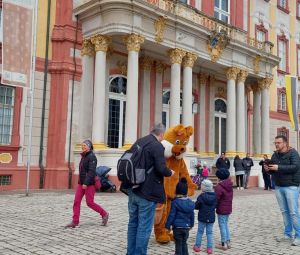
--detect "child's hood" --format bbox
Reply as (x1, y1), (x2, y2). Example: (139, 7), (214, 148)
(218, 178), (233, 192)
(175, 197), (195, 213)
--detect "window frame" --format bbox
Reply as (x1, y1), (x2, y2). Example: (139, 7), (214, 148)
(277, 87), (287, 112)
(214, 0), (230, 24)
(255, 24), (268, 42)
(277, 34), (289, 74)
(297, 44), (300, 78)
(277, 127), (289, 144)
(297, 0), (300, 21)
(277, 0), (290, 14)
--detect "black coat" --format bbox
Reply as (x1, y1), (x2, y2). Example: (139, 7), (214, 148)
(270, 148), (300, 187)
(195, 192), (217, 223)
(233, 157), (245, 172)
(132, 134), (172, 203)
(216, 157), (230, 170)
(242, 157), (254, 171)
(78, 150), (97, 186)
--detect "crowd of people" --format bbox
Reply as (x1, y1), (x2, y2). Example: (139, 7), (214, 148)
(64, 123), (300, 255)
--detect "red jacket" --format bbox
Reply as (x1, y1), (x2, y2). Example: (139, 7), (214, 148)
(214, 178), (233, 215)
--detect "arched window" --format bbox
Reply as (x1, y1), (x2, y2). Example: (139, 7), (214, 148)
(214, 99), (227, 154)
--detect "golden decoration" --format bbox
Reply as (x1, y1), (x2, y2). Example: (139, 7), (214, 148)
(225, 67), (240, 80)
(155, 61), (166, 73)
(253, 55), (261, 74)
(154, 16), (167, 43)
(182, 52), (198, 68)
(90, 34), (111, 52)
(258, 75), (273, 90)
(207, 30), (230, 62)
(106, 45), (114, 59)
(237, 70), (248, 83)
(140, 56), (153, 71)
(168, 48), (186, 64)
(117, 61), (128, 75)
(0, 153), (13, 164)
(199, 73), (209, 85)
(215, 87), (226, 98)
(123, 34), (145, 52)
(81, 38), (95, 57)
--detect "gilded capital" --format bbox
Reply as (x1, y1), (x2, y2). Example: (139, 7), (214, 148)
(237, 70), (248, 83)
(90, 34), (111, 52)
(258, 76), (273, 90)
(225, 67), (240, 80)
(182, 52), (198, 68)
(123, 34), (145, 52)
(199, 73), (209, 85)
(81, 38), (95, 57)
(251, 83), (261, 93)
(140, 56), (153, 71)
(155, 61), (166, 73)
(168, 48), (186, 64)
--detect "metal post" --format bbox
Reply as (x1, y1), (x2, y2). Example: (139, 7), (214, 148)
(26, 0), (39, 196)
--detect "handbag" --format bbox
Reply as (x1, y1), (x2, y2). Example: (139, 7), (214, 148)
(94, 176), (101, 190)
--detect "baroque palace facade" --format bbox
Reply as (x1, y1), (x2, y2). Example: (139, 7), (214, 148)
(0, 0), (299, 190)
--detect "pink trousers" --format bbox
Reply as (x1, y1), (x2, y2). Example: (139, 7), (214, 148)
(72, 184), (107, 224)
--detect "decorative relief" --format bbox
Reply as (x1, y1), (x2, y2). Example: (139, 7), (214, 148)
(90, 34), (111, 52)
(237, 70), (248, 83)
(168, 48), (186, 64)
(199, 73), (209, 85)
(106, 45), (114, 59)
(253, 55), (261, 74)
(207, 30), (230, 62)
(117, 61), (127, 75)
(81, 38), (94, 57)
(154, 16), (166, 43)
(258, 76), (273, 90)
(0, 153), (12, 164)
(225, 67), (240, 80)
(251, 82), (261, 93)
(215, 87), (226, 99)
(140, 56), (153, 71)
(123, 34), (145, 52)
(182, 52), (198, 68)
(155, 61), (167, 73)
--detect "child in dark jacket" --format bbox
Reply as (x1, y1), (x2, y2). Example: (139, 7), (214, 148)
(214, 168), (233, 250)
(193, 179), (217, 254)
(166, 178), (195, 255)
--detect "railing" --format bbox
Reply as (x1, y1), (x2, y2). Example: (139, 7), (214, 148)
(145, 0), (274, 54)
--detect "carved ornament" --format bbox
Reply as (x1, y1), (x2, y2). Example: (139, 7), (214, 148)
(168, 48), (186, 64)
(182, 52), (198, 68)
(90, 34), (111, 52)
(253, 55), (261, 74)
(123, 34), (145, 52)
(140, 56), (153, 71)
(81, 38), (94, 57)
(117, 61), (127, 75)
(199, 73), (209, 85)
(215, 87), (226, 99)
(237, 70), (248, 83)
(258, 76), (273, 90)
(207, 30), (230, 62)
(0, 153), (12, 163)
(155, 61), (166, 73)
(154, 16), (166, 43)
(225, 67), (240, 80)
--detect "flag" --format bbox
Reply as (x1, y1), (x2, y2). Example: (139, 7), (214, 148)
(1, 0), (34, 87)
(285, 75), (299, 131)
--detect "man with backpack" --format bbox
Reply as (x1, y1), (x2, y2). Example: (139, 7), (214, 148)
(120, 123), (174, 255)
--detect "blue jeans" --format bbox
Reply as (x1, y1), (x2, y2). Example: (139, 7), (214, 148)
(218, 214), (230, 242)
(275, 186), (300, 239)
(126, 189), (156, 255)
(173, 228), (189, 255)
(195, 222), (214, 248)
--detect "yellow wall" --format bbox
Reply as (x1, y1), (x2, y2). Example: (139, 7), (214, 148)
(36, 0), (57, 59)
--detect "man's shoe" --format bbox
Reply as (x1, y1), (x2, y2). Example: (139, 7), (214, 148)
(102, 213), (109, 226)
(292, 239), (300, 246)
(276, 235), (292, 242)
(65, 222), (78, 228)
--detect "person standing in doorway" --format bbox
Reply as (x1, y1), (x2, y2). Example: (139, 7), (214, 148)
(242, 153), (253, 189)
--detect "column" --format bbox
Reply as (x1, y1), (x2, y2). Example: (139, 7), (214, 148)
(90, 34), (111, 149)
(182, 52), (197, 151)
(225, 67), (239, 156)
(252, 83), (261, 156)
(168, 48), (186, 126)
(140, 56), (153, 137)
(236, 70), (248, 156)
(123, 34), (144, 148)
(260, 76), (273, 155)
(79, 38), (95, 141)
(198, 73), (208, 155)
(208, 76), (216, 156)
(154, 61), (165, 124)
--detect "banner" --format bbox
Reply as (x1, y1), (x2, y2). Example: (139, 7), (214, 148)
(285, 75), (299, 131)
(1, 0), (34, 87)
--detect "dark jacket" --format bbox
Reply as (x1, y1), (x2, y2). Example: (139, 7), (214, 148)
(259, 160), (269, 175)
(165, 197), (195, 229)
(131, 134), (172, 203)
(78, 150), (97, 186)
(270, 148), (300, 187)
(195, 192), (217, 223)
(242, 157), (254, 171)
(216, 157), (230, 170)
(233, 157), (245, 172)
(215, 178), (233, 215)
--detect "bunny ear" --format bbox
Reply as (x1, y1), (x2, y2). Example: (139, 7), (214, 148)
(173, 124), (185, 136)
(185, 126), (193, 137)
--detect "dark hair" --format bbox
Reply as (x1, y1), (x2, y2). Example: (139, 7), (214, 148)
(275, 135), (288, 143)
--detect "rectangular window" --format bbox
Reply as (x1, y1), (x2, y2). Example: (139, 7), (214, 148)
(0, 175), (12, 186)
(256, 30), (266, 42)
(0, 85), (15, 145)
(278, 39), (287, 71)
(214, 0), (230, 24)
(278, 0), (287, 9)
(279, 93), (287, 111)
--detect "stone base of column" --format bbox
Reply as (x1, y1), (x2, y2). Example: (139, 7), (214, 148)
(253, 153), (271, 159)
(235, 151), (246, 158)
(122, 143), (133, 150)
(93, 143), (108, 150)
(225, 151), (238, 157)
(198, 151), (215, 157)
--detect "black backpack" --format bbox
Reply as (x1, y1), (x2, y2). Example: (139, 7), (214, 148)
(117, 138), (153, 186)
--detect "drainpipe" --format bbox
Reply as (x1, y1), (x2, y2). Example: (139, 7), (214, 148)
(39, 0), (51, 189)
(67, 15), (79, 189)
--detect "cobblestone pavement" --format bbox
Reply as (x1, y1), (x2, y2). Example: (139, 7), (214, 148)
(0, 188), (300, 255)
